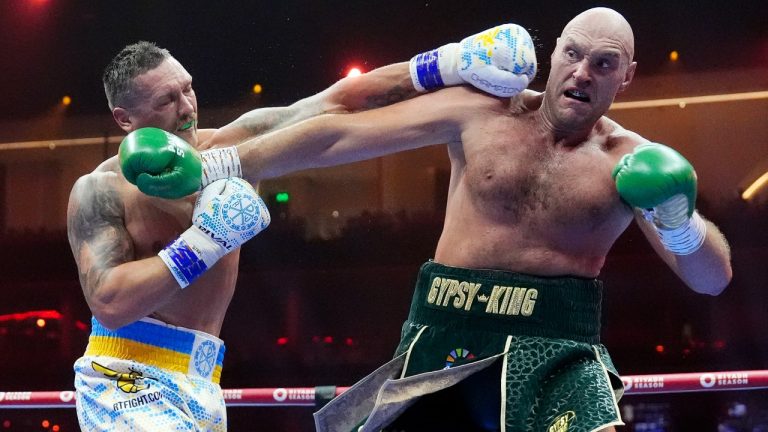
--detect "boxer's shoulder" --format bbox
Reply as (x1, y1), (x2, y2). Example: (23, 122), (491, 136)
(598, 117), (646, 153)
(70, 159), (127, 210)
(89, 155), (120, 174)
(508, 89), (543, 114)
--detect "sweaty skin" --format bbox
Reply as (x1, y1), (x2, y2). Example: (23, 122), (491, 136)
(243, 87), (637, 279)
(68, 56), (417, 333)
(221, 11), (730, 430)
(437, 90), (635, 277)
(231, 8), (730, 296)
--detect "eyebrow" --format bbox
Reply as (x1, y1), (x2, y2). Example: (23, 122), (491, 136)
(564, 37), (623, 57)
(563, 37), (581, 49)
(597, 52), (621, 59)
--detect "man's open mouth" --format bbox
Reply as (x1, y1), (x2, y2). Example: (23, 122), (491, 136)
(564, 89), (590, 103)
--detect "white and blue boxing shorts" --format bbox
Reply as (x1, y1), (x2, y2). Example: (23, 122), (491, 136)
(74, 317), (227, 431)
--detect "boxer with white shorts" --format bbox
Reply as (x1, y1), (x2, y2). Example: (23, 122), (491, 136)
(75, 318), (226, 431)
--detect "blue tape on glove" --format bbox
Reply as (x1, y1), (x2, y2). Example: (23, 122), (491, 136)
(415, 49), (444, 90)
(161, 238), (209, 287)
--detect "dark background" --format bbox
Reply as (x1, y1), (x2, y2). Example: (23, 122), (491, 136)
(1, 1), (767, 431)
(1, 0), (766, 119)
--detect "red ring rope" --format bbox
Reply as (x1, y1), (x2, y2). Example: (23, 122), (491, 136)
(1, 369), (766, 409)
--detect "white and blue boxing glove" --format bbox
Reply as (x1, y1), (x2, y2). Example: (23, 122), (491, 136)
(409, 23), (537, 97)
(158, 177), (271, 288)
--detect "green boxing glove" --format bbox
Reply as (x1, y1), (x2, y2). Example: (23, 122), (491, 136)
(612, 142), (706, 255)
(119, 127), (242, 199)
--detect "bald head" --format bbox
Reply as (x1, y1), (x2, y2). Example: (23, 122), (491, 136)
(562, 7), (635, 62)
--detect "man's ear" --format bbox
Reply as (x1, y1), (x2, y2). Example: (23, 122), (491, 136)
(112, 107), (133, 132)
(619, 61), (637, 93)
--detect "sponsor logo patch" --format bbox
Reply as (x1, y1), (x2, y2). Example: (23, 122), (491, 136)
(443, 347), (476, 369)
(193, 340), (218, 378)
(91, 361), (155, 394)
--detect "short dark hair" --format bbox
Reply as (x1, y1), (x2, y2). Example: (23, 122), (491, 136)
(103, 41), (171, 109)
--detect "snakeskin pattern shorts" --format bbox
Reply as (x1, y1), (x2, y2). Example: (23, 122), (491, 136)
(315, 261), (624, 432)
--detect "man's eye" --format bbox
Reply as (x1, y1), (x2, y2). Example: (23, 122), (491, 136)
(565, 49), (579, 61)
(597, 59), (613, 69)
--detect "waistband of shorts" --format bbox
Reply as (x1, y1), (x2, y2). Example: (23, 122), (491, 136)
(407, 261), (603, 344)
(84, 317), (225, 383)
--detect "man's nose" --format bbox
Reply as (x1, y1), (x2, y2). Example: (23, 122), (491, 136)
(179, 94), (195, 116)
(572, 59), (591, 84)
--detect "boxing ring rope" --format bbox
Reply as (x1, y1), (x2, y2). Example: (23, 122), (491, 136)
(2, 369), (767, 409)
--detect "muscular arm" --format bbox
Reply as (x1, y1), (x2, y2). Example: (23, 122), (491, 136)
(635, 210), (732, 295)
(67, 175), (180, 329)
(234, 87), (490, 182)
(209, 62), (417, 147)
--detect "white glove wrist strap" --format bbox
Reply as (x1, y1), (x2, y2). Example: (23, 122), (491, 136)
(200, 147), (242, 189)
(650, 211), (707, 256)
(652, 194), (690, 229)
(409, 43), (461, 92)
(158, 226), (227, 288)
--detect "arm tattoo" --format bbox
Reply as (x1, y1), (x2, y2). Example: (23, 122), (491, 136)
(234, 107), (294, 138)
(364, 85), (418, 109)
(67, 176), (134, 297)
(231, 84), (417, 140)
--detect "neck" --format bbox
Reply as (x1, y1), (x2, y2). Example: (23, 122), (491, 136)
(534, 102), (596, 147)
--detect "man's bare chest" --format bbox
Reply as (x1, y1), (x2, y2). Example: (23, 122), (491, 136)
(462, 137), (621, 227)
(124, 191), (195, 257)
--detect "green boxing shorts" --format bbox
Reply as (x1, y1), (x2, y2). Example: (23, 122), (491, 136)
(315, 261), (625, 432)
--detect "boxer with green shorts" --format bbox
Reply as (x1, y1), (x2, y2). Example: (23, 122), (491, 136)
(314, 261), (624, 431)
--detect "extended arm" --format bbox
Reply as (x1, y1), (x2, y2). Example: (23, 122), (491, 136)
(210, 22), (537, 146)
(208, 62), (417, 147)
(118, 23), (538, 199)
(236, 87), (489, 182)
